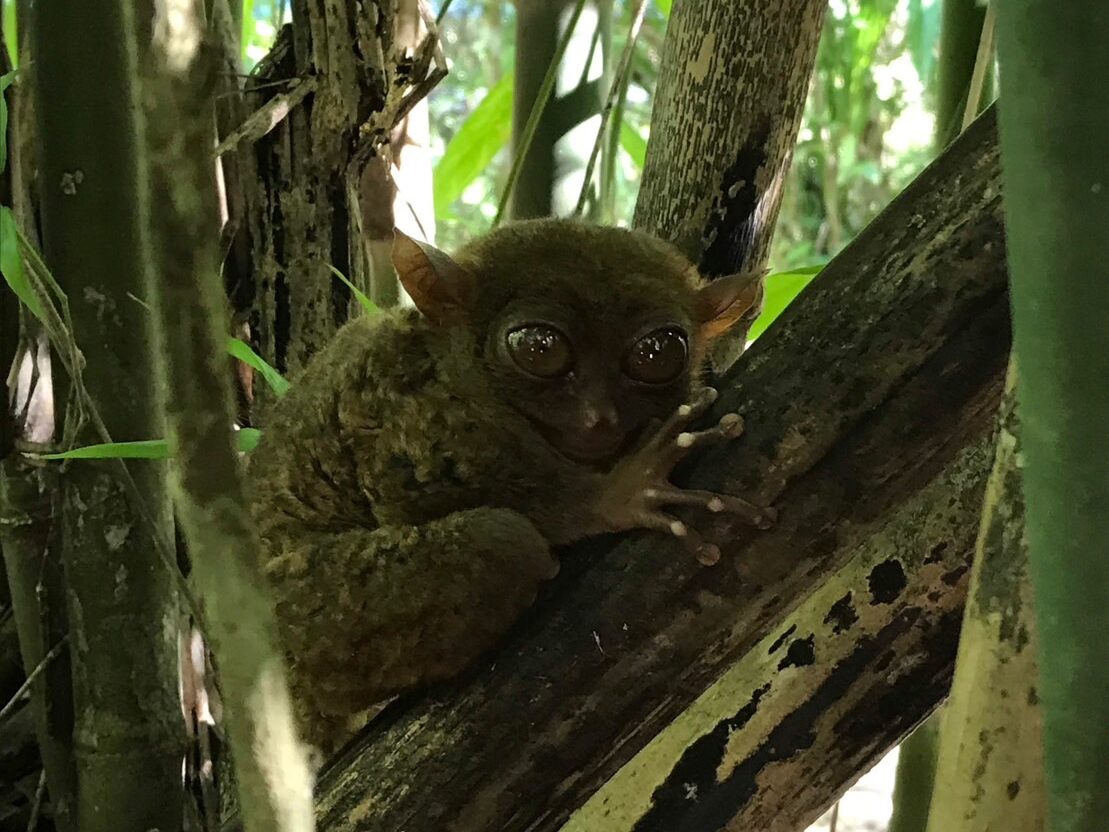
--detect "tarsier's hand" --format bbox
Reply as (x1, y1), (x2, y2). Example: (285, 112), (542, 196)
(595, 387), (776, 566)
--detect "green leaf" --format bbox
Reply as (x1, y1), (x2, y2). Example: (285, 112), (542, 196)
(41, 440), (173, 460)
(227, 337), (290, 396)
(237, 427), (262, 453)
(0, 69), (15, 175)
(328, 265), (380, 316)
(241, 0), (255, 57)
(39, 428), (263, 460)
(1, 2), (16, 69)
(619, 122), (648, 168)
(654, 0), (672, 17)
(433, 73), (514, 218)
(0, 206), (44, 320)
(747, 266), (824, 342)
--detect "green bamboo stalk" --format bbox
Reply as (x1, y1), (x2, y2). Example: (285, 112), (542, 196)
(925, 364), (1045, 832)
(888, 716), (940, 832)
(935, 0), (991, 148)
(142, 11), (314, 831)
(32, 0), (184, 828)
(994, 5), (1109, 832)
(494, 0), (591, 225)
(0, 26), (76, 832)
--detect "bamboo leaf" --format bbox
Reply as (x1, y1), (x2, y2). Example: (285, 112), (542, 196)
(328, 264), (381, 316)
(0, 69), (15, 174)
(241, 0), (255, 58)
(227, 336), (290, 396)
(41, 440), (174, 460)
(619, 121), (648, 168)
(2, 3), (16, 68)
(747, 266), (824, 341)
(433, 73), (514, 218)
(38, 428), (262, 460)
(0, 205), (45, 320)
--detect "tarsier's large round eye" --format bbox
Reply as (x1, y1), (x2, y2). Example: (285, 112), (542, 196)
(623, 328), (689, 384)
(506, 324), (574, 379)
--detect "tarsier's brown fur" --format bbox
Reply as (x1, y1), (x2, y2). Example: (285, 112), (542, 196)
(248, 218), (774, 753)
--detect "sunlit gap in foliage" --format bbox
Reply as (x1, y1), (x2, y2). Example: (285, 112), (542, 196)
(156, 0), (202, 71)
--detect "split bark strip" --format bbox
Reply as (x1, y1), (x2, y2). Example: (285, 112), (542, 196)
(32, 1), (184, 828)
(312, 107), (1009, 832)
(142, 16), (314, 832)
(925, 366), (1046, 832)
(633, 0), (827, 365)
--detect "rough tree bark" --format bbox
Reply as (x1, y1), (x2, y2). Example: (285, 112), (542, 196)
(242, 0), (442, 399)
(308, 107), (1008, 832)
(32, 1), (183, 828)
(634, 0), (826, 272)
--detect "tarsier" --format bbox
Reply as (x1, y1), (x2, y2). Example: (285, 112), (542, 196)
(248, 218), (776, 753)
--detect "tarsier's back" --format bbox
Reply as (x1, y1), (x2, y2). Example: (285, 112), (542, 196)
(248, 218), (773, 753)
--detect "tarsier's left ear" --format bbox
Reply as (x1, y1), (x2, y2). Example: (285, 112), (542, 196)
(694, 271), (767, 341)
(392, 229), (477, 326)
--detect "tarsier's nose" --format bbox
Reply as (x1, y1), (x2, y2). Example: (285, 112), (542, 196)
(581, 400), (619, 431)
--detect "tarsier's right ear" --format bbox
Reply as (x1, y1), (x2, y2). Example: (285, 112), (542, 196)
(391, 229), (477, 326)
(694, 270), (767, 341)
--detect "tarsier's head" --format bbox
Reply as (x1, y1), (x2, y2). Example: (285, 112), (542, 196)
(392, 218), (762, 467)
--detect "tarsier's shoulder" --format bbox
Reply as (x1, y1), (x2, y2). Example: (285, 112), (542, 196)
(248, 311), (427, 523)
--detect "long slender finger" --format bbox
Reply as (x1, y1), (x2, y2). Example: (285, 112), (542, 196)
(647, 485), (776, 529)
(632, 508), (722, 566)
(631, 508), (687, 538)
(647, 387), (719, 450)
(655, 412), (745, 471)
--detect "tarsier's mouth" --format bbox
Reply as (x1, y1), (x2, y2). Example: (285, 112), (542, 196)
(537, 423), (636, 467)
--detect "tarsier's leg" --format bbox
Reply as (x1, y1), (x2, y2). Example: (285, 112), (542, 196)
(263, 507), (555, 751)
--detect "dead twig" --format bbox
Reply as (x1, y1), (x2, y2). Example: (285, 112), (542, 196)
(0, 635), (68, 730)
(215, 77), (316, 157)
